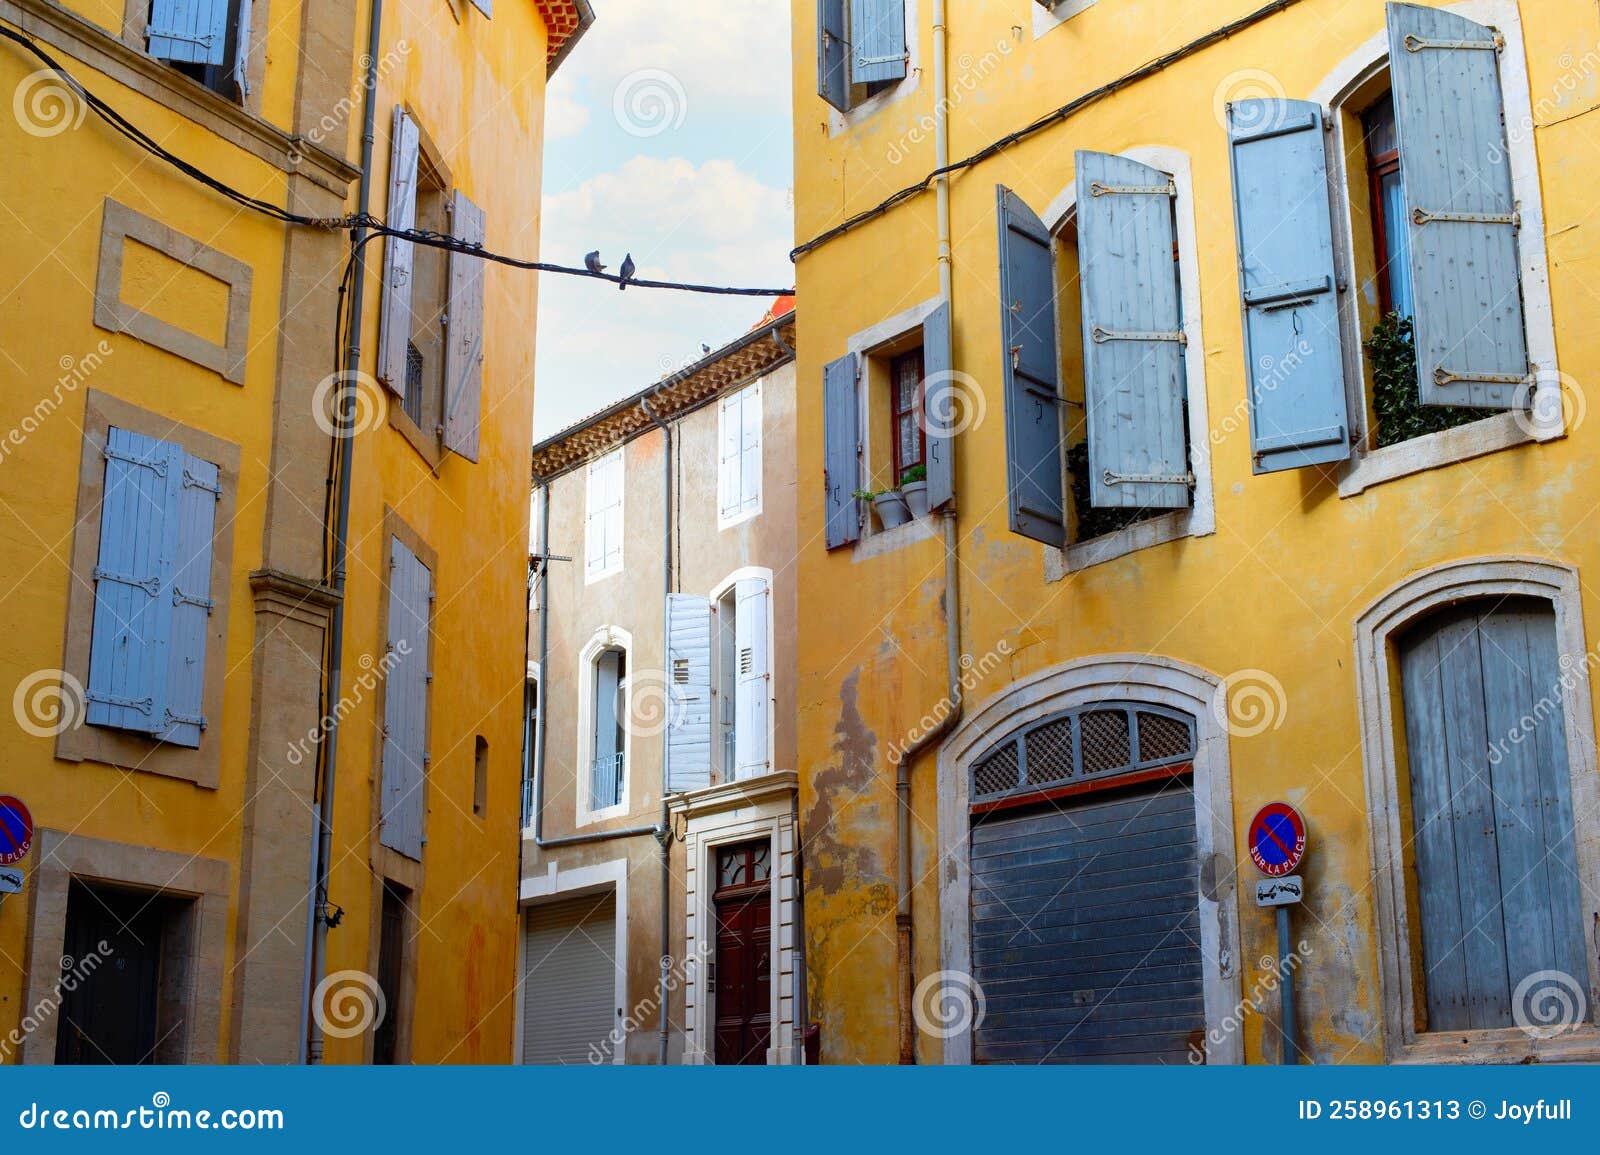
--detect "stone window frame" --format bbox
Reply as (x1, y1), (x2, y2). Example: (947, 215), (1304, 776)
(21, 828), (229, 1064)
(1353, 556), (1600, 1063)
(120, 0), (266, 113)
(574, 625), (634, 827)
(94, 198), (253, 385)
(57, 389), (240, 789)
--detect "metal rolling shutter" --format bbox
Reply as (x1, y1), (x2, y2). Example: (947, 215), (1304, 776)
(521, 893), (617, 1064)
(969, 706), (1203, 1064)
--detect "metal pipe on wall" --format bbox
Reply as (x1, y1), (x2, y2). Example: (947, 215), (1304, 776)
(640, 398), (675, 1067)
(302, 0), (384, 1066)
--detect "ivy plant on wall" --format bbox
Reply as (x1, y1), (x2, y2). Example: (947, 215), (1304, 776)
(1368, 313), (1495, 448)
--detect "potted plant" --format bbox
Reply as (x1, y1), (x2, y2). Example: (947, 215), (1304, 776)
(899, 464), (929, 519)
(855, 486), (910, 530)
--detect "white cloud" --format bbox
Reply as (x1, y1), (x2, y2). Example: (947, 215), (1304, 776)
(543, 79), (592, 140)
(575, 0), (790, 109)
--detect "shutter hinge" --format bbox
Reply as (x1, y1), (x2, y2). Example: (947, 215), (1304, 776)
(102, 444), (167, 476)
(182, 468), (222, 497)
(1103, 469), (1196, 487)
(1433, 366), (1534, 388)
(425, 671), (434, 683)
(165, 708), (206, 730)
(146, 27), (217, 47)
(1412, 207), (1519, 228)
(1089, 179), (1176, 198)
(93, 567), (161, 597)
(423, 751), (432, 766)
(85, 689), (154, 715)
(1404, 32), (1503, 53)
(173, 587), (215, 613)
(1092, 326), (1187, 347)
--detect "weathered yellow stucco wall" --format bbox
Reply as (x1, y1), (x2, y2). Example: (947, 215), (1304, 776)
(790, 0), (1600, 1064)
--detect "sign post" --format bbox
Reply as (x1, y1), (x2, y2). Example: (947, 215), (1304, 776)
(1249, 802), (1306, 1065)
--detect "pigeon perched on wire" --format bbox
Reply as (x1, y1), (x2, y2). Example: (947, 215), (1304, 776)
(618, 253), (636, 291)
(584, 250), (606, 275)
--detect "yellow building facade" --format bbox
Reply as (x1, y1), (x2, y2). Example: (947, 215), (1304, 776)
(0, 0), (587, 1063)
(791, 0), (1600, 1064)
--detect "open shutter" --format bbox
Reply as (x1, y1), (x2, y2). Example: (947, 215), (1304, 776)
(719, 392), (742, 520)
(823, 354), (860, 550)
(921, 301), (955, 510)
(230, 0), (253, 97)
(160, 450), (219, 747)
(733, 579), (770, 779)
(444, 191), (486, 462)
(1077, 152), (1190, 511)
(86, 428), (181, 735)
(817, 0), (851, 112)
(997, 186), (1065, 546)
(470, 0), (492, 14)
(1227, 99), (1351, 474)
(147, 0), (230, 66)
(739, 384), (762, 515)
(851, 0), (907, 85)
(377, 108), (420, 397)
(381, 539), (430, 860)
(1388, 2), (1526, 408)
(667, 594), (714, 793)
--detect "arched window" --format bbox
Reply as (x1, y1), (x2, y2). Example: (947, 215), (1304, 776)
(589, 646), (626, 811)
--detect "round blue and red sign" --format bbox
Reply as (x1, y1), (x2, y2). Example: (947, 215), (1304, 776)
(0, 796), (34, 867)
(1248, 802), (1306, 877)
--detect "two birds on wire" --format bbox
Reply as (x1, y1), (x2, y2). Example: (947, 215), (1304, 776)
(584, 250), (635, 290)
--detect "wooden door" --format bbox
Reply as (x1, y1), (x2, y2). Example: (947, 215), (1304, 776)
(56, 881), (167, 1065)
(713, 840), (772, 1065)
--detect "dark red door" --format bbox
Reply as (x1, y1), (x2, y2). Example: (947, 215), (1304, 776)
(713, 841), (772, 1065)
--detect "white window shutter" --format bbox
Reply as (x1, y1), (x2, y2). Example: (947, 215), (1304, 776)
(147, 0), (230, 66)
(585, 462), (604, 575)
(586, 452), (623, 575)
(666, 594), (714, 793)
(733, 578), (771, 779)
(231, 0), (254, 97)
(377, 108), (420, 396)
(443, 191), (486, 462)
(718, 393), (742, 520)
(740, 384), (762, 514)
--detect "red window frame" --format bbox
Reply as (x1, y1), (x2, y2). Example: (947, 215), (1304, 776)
(1364, 94), (1405, 319)
(890, 347), (925, 482)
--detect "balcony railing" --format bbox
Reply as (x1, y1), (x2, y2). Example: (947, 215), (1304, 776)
(591, 751), (625, 810)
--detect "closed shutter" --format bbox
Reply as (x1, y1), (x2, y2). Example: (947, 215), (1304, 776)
(160, 450), (220, 747)
(231, 0), (253, 97)
(733, 578), (770, 779)
(971, 779), (1203, 1063)
(146, 0), (230, 65)
(817, 0), (851, 112)
(380, 538), (431, 860)
(1399, 601), (1589, 1032)
(666, 594), (713, 793)
(739, 383), (762, 515)
(1388, 3), (1526, 408)
(851, 0), (906, 85)
(822, 354), (860, 550)
(921, 300), (955, 510)
(719, 393), (742, 520)
(1227, 99), (1351, 474)
(997, 186), (1065, 546)
(1077, 152), (1190, 511)
(521, 893), (618, 1064)
(377, 108), (421, 396)
(586, 452), (623, 576)
(86, 429), (181, 735)
(443, 191), (486, 462)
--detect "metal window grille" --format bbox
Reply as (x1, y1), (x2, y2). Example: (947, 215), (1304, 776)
(970, 703), (1196, 806)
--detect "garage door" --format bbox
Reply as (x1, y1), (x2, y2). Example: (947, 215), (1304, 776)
(969, 703), (1205, 1064)
(521, 892), (617, 1064)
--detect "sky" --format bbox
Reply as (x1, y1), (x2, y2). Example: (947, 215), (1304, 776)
(534, 0), (796, 440)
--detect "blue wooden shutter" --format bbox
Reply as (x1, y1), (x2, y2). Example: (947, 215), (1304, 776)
(1388, 3), (1526, 408)
(823, 354), (860, 550)
(851, 0), (906, 85)
(817, 0), (851, 112)
(444, 191), (486, 463)
(1227, 100), (1351, 474)
(231, 0), (253, 97)
(147, 0), (230, 66)
(667, 595), (713, 793)
(381, 539), (431, 860)
(1077, 152), (1190, 511)
(921, 301), (955, 510)
(997, 186), (1065, 546)
(160, 450), (219, 747)
(377, 108), (421, 396)
(86, 428), (181, 735)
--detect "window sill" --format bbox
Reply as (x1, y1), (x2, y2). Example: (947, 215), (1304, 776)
(1337, 410), (1560, 499)
(852, 514), (939, 563)
(576, 801), (631, 828)
(718, 506), (762, 533)
(1393, 1025), (1600, 1066)
(1044, 507), (1211, 582)
(387, 397), (444, 470)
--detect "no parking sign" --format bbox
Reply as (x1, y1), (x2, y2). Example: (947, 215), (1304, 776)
(1248, 802), (1306, 878)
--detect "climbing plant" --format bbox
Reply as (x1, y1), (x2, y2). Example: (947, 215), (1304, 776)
(1065, 441), (1162, 543)
(1368, 313), (1494, 448)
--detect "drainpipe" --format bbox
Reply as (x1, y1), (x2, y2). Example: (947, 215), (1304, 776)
(640, 398), (675, 1066)
(893, 0), (962, 1066)
(302, 0), (384, 1066)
